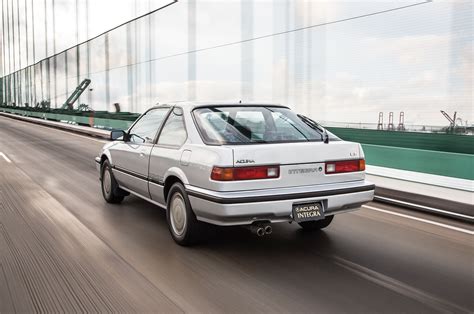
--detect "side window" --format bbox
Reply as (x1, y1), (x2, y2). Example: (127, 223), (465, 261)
(129, 108), (169, 143)
(157, 108), (187, 147)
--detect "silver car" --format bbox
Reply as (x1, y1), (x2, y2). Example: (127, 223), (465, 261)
(95, 103), (374, 245)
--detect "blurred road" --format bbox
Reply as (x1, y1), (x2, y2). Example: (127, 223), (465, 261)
(0, 116), (472, 313)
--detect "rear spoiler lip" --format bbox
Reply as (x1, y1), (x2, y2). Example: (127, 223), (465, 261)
(192, 104), (290, 110)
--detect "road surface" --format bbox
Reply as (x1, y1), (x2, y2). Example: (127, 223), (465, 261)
(0, 116), (472, 313)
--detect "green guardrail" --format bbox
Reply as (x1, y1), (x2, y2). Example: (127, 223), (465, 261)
(0, 105), (140, 120)
(328, 127), (474, 155)
(362, 144), (474, 180)
(1, 107), (134, 130)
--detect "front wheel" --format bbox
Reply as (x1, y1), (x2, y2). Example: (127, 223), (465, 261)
(101, 160), (125, 204)
(298, 215), (334, 231)
(167, 183), (203, 246)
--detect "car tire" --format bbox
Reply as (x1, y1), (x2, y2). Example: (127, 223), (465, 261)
(101, 160), (125, 204)
(167, 182), (202, 246)
(298, 215), (334, 231)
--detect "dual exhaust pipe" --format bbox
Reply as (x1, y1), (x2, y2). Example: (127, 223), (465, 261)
(247, 223), (272, 237)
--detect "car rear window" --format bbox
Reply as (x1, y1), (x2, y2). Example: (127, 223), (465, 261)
(193, 106), (325, 145)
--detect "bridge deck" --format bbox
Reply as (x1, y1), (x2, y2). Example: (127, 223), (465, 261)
(0, 115), (472, 313)
(0, 157), (179, 312)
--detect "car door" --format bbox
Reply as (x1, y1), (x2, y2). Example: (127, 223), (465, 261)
(110, 107), (170, 197)
(148, 107), (188, 205)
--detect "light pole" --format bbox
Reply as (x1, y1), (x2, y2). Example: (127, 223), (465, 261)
(89, 88), (93, 110)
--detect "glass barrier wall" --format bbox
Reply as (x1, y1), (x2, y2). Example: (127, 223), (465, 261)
(0, 0), (472, 129)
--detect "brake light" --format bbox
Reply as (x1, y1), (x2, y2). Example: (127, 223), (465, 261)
(325, 159), (365, 174)
(211, 165), (280, 181)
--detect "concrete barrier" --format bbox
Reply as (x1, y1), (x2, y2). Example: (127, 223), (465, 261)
(0, 112), (111, 139)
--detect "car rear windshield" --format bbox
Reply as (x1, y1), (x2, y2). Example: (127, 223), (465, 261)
(193, 106), (325, 145)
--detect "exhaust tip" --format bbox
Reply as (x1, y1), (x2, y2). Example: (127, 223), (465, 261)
(256, 227), (265, 237)
(264, 225), (272, 235)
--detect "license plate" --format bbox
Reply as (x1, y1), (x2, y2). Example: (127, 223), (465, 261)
(292, 202), (324, 222)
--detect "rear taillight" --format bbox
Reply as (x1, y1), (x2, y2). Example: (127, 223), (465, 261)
(211, 165), (280, 181)
(325, 159), (365, 174)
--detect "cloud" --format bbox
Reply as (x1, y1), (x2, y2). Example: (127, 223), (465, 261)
(364, 34), (451, 66)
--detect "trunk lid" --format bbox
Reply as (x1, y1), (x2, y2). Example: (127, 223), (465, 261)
(227, 141), (364, 190)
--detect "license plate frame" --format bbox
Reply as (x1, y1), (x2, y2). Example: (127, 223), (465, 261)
(292, 202), (325, 222)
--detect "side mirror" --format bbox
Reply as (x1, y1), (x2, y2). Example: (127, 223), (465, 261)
(110, 129), (126, 141)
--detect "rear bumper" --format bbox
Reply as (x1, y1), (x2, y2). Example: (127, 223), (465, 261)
(187, 181), (375, 226)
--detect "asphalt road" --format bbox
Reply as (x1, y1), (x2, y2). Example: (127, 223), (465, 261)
(0, 116), (472, 313)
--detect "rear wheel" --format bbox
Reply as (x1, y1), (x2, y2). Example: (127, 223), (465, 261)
(298, 215), (334, 231)
(101, 160), (125, 204)
(167, 183), (203, 246)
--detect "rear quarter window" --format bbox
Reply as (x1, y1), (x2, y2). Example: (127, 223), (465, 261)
(157, 109), (187, 147)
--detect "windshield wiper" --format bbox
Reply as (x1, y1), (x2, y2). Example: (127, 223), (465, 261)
(297, 114), (329, 144)
(265, 107), (314, 142)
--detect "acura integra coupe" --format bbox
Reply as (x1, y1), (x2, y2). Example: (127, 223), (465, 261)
(95, 103), (374, 245)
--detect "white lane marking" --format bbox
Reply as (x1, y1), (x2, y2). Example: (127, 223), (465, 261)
(333, 255), (469, 313)
(0, 152), (12, 163)
(362, 205), (474, 235)
(374, 196), (474, 221)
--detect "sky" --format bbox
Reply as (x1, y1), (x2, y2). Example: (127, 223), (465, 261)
(1, 0), (472, 126)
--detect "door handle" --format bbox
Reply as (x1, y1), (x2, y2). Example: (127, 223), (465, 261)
(139, 153), (145, 157)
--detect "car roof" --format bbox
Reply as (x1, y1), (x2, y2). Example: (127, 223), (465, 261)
(149, 101), (289, 111)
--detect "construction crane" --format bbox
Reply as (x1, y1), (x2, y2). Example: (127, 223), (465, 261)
(61, 79), (91, 110)
(397, 111), (405, 131)
(387, 112), (395, 131)
(377, 112), (383, 130)
(440, 110), (457, 132)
